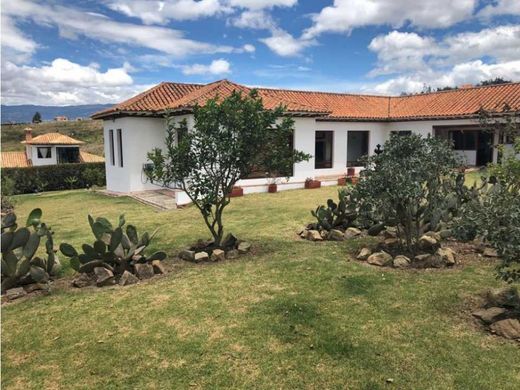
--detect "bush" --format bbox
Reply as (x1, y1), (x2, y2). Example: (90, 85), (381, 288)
(356, 133), (462, 255)
(1, 176), (16, 213)
(2, 162), (105, 194)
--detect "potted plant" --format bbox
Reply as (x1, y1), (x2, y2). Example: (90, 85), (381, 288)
(230, 186), (243, 197)
(346, 176), (359, 185)
(347, 167), (356, 177)
(337, 176), (347, 186)
(305, 178), (321, 189)
(268, 182), (278, 193)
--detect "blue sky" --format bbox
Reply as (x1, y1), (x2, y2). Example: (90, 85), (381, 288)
(1, 0), (519, 105)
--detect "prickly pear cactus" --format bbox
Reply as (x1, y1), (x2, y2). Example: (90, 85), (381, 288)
(1, 208), (59, 293)
(60, 214), (166, 277)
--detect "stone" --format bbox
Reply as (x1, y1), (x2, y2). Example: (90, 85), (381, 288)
(5, 287), (27, 301)
(327, 229), (345, 241)
(226, 249), (239, 259)
(211, 249), (226, 261)
(439, 229), (453, 239)
(393, 255), (411, 268)
(382, 237), (399, 249)
(306, 230), (323, 241)
(357, 247), (372, 261)
(424, 231), (442, 242)
(483, 247), (499, 257)
(344, 227), (362, 238)
(472, 307), (507, 324)
(414, 254), (431, 262)
(94, 267), (115, 287)
(490, 319), (520, 340)
(134, 263), (154, 280)
(72, 273), (94, 288)
(238, 241), (252, 254)
(179, 249), (195, 261)
(221, 233), (238, 249)
(367, 251), (393, 266)
(119, 270), (139, 286)
(194, 251), (209, 262)
(23, 283), (48, 293)
(413, 254), (444, 268)
(320, 230), (328, 239)
(151, 260), (166, 274)
(383, 229), (397, 239)
(486, 287), (520, 309)
(436, 247), (456, 266)
(418, 235), (439, 251)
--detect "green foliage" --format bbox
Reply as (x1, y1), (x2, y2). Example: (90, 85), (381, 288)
(59, 214), (166, 276)
(1, 209), (60, 292)
(356, 133), (462, 254)
(478, 78), (512, 86)
(32, 112), (42, 123)
(64, 176), (78, 189)
(1, 176), (16, 213)
(147, 89), (310, 245)
(2, 162), (105, 194)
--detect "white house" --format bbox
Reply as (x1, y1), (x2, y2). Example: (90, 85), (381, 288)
(92, 80), (520, 206)
(1, 128), (104, 168)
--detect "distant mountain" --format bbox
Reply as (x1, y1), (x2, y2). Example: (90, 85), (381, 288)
(1, 104), (114, 124)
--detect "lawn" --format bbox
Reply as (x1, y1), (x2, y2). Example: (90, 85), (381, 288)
(2, 188), (519, 389)
(1, 120), (104, 156)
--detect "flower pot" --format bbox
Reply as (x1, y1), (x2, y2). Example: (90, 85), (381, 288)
(229, 186), (243, 197)
(305, 180), (321, 189)
(268, 183), (278, 193)
(347, 176), (359, 185)
(347, 167), (356, 177)
(337, 177), (347, 186)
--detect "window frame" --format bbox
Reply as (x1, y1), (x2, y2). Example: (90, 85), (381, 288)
(37, 147), (52, 159)
(346, 130), (369, 167)
(109, 129), (115, 166)
(315, 130), (334, 169)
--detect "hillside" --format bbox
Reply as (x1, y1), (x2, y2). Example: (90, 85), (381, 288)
(1, 104), (113, 124)
(1, 120), (104, 156)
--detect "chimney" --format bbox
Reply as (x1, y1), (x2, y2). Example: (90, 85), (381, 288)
(24, 127), (33, 143)
(458, 84), (473, 89)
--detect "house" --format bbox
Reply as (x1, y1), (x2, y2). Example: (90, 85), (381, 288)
(92, 80), (520, 205)
(0, 128), (104, 168)
(54, 116), (68, 122)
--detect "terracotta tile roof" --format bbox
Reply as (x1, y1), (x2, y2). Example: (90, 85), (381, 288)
(92, 80), (520, 121)
(79, 151), (105, 163)
(22, 132), (84, 145)
(1, 152), (32, 168)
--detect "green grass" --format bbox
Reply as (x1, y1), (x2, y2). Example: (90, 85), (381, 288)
(1, 120), (104, 156)
(2, 188), (519, 389)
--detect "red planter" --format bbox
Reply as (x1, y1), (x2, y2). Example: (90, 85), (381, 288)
(347, 167), (356, 177)
(268, 183), (278, 193)
(347, 176), (359, 185)
(305, 180), (321, 189)
(229, 186), (243, 197)
(337, 177), (347, 186)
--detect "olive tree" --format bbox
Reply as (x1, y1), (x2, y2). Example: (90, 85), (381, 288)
(146, 90), (310, 246)
(356, 133), (461, 255)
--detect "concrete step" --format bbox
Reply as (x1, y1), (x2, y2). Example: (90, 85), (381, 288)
(129, 189), (177, 210)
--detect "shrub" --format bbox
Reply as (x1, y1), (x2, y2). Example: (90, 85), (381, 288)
(1, 176), (16, 214)
(356, 133), (462, 255)
(1, 209), (61, 292)
(59, 214), (166, 277)
(2, 162), (105, 194)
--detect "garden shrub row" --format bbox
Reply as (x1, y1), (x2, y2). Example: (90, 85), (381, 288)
(2, 162), (105, 194)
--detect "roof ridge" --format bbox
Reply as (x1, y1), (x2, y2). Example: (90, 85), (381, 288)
(255, 85), (389, 98)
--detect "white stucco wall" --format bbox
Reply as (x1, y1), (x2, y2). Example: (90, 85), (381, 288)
(28, 145), (81, 166)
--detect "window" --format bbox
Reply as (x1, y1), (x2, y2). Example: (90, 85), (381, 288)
(391, 130), (412, 136)
(315, 131), (333, 169)
(347, 131), (369, 167)
(109, 129), (115, 166)
(177, 127), (187, 144)
(451, 130), (476, 150)
(57, 147), (80, 164)
(37, 147), (51, 159)
(117, 129), (123, 167)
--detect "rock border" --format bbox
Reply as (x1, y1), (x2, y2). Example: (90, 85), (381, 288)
(178, 234), (251, 264)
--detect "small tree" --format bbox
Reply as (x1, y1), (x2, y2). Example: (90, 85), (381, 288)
(32, 112), (42, 123)
(356, 134), (461, 255)
(146, 90), (310, 246)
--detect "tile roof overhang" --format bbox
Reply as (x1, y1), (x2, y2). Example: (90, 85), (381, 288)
(22, 132), (85, 145)
(92, 80), (520, 122)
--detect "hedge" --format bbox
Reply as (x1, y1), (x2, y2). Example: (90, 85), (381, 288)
(2, 162), (106, 194)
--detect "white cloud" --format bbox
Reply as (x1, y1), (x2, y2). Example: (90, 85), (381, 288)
(260, 29), (314, 56)
(1, 14), (38, 63)
(3, 0), (234, 57)
(1, 58), (148, 105)
(370, 60), (520, 95)
(181, 59), (231, 75)
(242, 43), (256, 52)
(303, 0), (477, 39)
(227, 0), (297, 10)
(105, 0), (230, 25)
(229, 9), (276, 29)
(478, 0), (520, 18)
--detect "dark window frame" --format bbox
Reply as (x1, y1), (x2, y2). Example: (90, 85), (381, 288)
(117, 129), (123, 167)
(37, 147), (52, 159)
(315, 130), (334, 169)
(109, 129), (115, 166)
(346, 130), (369, 167)
(451, 130), (476, 150)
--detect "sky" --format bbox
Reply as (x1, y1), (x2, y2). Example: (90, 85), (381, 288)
(1, 0), (520, 105)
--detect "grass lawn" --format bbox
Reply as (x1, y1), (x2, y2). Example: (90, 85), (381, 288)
(2, 188), (519, 389)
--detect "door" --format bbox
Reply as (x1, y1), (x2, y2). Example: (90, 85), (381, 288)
(476, 131), (493, 166)
(347, 131), (369, 167)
